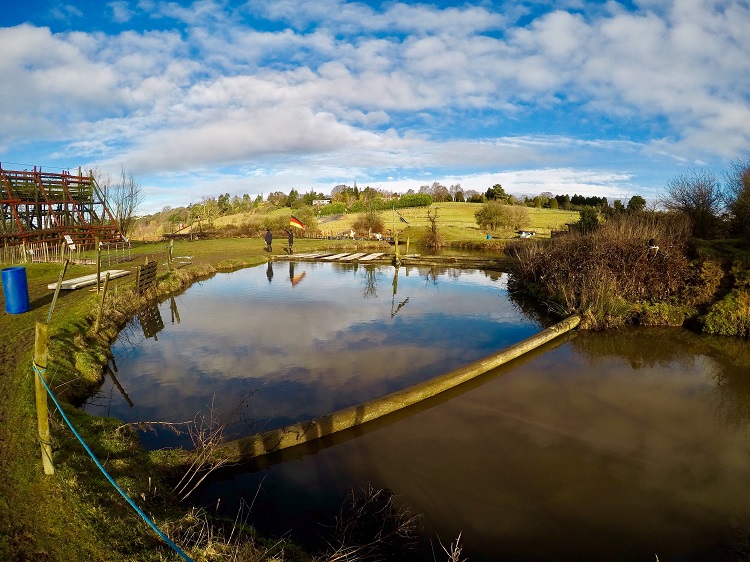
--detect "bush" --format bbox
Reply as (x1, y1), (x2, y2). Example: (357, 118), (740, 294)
(319, 202), (347, 215)
(701, 289), (750, 337)
(475, 201), (506, 230)
(352, 207), (384, 235)
(421, 207), (444, 248)
(475, 202), (529, 231)
(394, 193), (432, 208)
(576, 208), (599, 233)
(508, 211), (694, 328)
(635, 301), (694, 326)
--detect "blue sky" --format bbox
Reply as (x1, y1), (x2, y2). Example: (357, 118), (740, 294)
(2, 0), (749, 213)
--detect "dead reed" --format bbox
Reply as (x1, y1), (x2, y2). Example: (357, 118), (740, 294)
(507, 212), (694, 328)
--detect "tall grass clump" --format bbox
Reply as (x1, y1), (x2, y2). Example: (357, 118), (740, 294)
(507, 212), (693, 329)
(700, 258), (750, 338)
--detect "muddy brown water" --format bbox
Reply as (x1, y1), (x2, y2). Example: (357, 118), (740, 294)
(88, 262), (750, 561)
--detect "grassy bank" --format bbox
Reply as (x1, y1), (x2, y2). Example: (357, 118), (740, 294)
(0, 238), (322, 561)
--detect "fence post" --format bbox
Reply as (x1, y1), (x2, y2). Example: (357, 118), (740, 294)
(95, 272), (111, 334)
(47, 259), (69, 324)
(96, 236), (101, 293)
(33, 321), (54, 475)
(166, 240), (173, 272)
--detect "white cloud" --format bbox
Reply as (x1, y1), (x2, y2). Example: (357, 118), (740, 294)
(2, 0), (750, 210)
(50, 4), (84, 22)
(108, 1), (134, 23)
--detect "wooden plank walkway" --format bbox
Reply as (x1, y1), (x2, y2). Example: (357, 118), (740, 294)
(271, 252), (516, 270)
(47, 270), (130, 290)
(290, 252), (332, 259)
(322, 253), (353, 261)
(339, 252), (369, 261)
(357, 252), (385, 261)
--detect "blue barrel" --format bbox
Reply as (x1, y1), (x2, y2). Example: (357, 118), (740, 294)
(2, 266), (31, 314)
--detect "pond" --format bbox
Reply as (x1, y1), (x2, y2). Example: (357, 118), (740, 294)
(87, 261), (750, 561)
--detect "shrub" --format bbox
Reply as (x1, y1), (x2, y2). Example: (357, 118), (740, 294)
(475, 201), (506, 230)
(319, 202), (347, 215)
(352, 206), (384, 235)
(475, 201), (529, 231)
(701, 289), (750, 337)
(508, 211), (693, 328)
(421, 207), (444, 248)
(635, 301), (694, 326)
(576, 208), (599, 233)
(394, 193), (432, 208)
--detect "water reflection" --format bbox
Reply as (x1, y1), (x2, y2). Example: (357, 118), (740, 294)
(89, 262), (534, 451)
(289, 262), (306, 287)
(196, 327), (750, 562)
(86, 262), (750, 561)
(138, 301), (164, 340)
(106, 361), (134, 408)
(169, 297), (180, 325)
(391, 267), (409, 319)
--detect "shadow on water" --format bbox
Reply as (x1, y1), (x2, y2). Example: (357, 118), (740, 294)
(571, 327), (750, 428)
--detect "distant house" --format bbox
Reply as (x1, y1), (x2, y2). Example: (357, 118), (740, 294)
(312, 199), (331, 206)
(517, 229), (537, 238)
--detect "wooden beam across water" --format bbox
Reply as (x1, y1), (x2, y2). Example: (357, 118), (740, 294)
(209, 314), (581, 464)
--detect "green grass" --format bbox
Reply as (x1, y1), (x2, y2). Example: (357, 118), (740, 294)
(201, 202), (577, 247)
(314, 202), (577, 241)
(0, 242), (320, 561)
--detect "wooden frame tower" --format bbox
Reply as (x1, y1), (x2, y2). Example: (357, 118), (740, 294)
(0, 165), (123, 248)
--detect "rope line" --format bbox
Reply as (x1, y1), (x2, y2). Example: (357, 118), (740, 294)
(32, 363), (194, 562)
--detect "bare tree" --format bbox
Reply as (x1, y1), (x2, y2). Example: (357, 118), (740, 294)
(660, 168), (724, 238)
(109, 167), (144, 237)
(724, 152), (750, 240)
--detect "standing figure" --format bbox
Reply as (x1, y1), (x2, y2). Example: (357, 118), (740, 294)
(287, 229), (294, 254)
(264, 228), (273, 252)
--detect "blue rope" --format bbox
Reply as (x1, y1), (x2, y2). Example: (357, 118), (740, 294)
(32, 363), (194, 562)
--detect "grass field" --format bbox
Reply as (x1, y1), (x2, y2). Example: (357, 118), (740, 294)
(209, 202), (579, 244)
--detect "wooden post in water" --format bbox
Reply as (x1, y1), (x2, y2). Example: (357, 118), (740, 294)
(94, 272), (111, 334)
(33, 321), (54, 475)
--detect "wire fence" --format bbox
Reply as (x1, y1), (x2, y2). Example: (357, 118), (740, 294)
(1, 240), (132, 266)
(32, 325), (194, 561)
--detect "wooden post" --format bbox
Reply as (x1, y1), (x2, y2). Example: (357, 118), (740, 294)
(96, 236), (101, 292)
(47, 259), (69, 324)
(94, 272), (111, 334)
(34, 321), (54, 475)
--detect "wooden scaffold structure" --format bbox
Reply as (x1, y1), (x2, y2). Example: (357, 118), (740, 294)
(1, 164), (126, 262)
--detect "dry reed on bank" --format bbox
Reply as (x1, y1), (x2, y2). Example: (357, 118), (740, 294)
(507, 212), (694, 328)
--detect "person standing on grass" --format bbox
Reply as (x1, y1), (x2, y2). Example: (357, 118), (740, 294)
(264, 228), (273, 252)
(287, 229), (294, 254)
